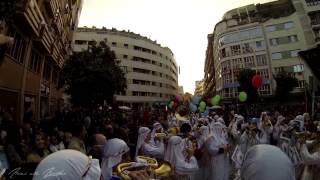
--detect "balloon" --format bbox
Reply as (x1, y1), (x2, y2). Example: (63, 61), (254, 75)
(212, 95), (221, 105)
(202, 107), (209, 116)
(199, 101), (206, 109)
(176, 95), (182, 102)
(206, 98), (211, 105)
(189, 103), (197, 112)
(252, 75), (263, 89)
(168, 101), (174, 109)
(192, 104), (197, 112)
(239, 91), (248, 102)
(198, 106), (205, 113)
(192, 96), (201, 105)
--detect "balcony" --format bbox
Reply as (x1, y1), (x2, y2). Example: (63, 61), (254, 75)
(16, 0), (45, 37)
(44, 0), (58, 18)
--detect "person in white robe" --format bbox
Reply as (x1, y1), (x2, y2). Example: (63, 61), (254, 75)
(258, 113), (273, 144)
(195, 125), (211, 180)
(239, 119), (260, 155)
(206, 117), (231, 180)
(101, 138), (130, 180)
(151, 122), (164, 145)
(135, 127), (151, 157)
(164, 136), (198, 180)
(168, 114), (178, 128)
(136, 126), (165, 159)
(273, 115), (289, 146)
(240, 144), (295, 180)
(299, 132), (320, 180)
(33, 149), (101, 180)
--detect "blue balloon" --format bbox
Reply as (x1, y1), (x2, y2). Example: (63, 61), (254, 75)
(202, 108), (209, 116)
(190, 104), (197, 112)
(192, 96), (201, 105)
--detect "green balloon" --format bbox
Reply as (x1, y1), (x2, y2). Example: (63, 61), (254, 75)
(198, 106), (205, 113)
(212, 95), (221, 105)
(199, 101), (206, 109)
(239, 92), (248, 102)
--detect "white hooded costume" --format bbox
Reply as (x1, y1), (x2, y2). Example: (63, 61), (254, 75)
(195, 125), (211, 180)
(33, 150), (101, 180)
(101, 138), (130, 180)
(151, 122), (163, 145)
(241, 144), (295, 180)
(206, 118), (231, 180)
(164, 136), (198, 180)
(300, 141), (320, 180)
(136, 127), (164, 159)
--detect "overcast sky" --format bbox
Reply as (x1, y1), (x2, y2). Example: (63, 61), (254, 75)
(78, 0), (275, 94)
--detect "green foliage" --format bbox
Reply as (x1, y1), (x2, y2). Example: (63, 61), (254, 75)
(60, 41), (127, 107)
(274, 72), (298, 100)
(237, 69), (258, 103)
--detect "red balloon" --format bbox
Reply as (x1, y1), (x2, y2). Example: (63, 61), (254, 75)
(252, 75), (263, 89)
(207, 98), (212, 105)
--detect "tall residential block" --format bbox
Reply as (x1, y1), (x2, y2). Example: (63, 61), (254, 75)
(73, 27), (179, 109)
(0, 0), (83, 123)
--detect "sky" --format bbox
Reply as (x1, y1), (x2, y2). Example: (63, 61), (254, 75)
(78, 0), (275, 94)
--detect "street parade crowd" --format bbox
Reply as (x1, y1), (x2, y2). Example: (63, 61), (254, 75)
(0, 103), (319, 180)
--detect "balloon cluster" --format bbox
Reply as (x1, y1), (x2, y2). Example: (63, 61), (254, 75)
(238, 74), (263, 103)
(187, 95), (222, 116)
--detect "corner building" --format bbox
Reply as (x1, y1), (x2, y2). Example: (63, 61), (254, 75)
(73, 27), (179, 109)
(204, 0), (319, 100)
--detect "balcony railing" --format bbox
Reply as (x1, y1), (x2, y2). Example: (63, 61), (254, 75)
(16, 0), (45, 37)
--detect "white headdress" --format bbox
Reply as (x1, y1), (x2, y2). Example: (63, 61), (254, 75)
(33, 150), (101, 180)
(101, 138), (130, 180)
(135, 127), (151, 157)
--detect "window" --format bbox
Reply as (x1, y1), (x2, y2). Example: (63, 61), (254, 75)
(43, 61), (51, 81)
(6, 28), (27, 64)
(290, 35), (298, 42)
(270, 38), (278, 46)
(266, 25), (276, 32)
(244, 56), (255, 67)
(284, 22), (294, 29)
(112, 42), (117, 46)
(259, 85), (271, 95)
(297, 80), (306, 88)
(305, 0), (320, 6)
(75, 40), (87, 45)
(28, 49), (42, 73)
(256, 54), (267, 66)
(293, 64), (304, 72)
(257, 69), (269, 79)
(242, 43), (252, 54)
(290, 49), (300, 57)
(231, 45), (241, 56)
(256, 41), (262, 48)
(124, 43), (128, 48)
(123, 55), (128, 59)
(272, 52), (282, 60)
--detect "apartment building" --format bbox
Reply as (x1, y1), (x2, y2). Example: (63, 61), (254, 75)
(0, 0), (83, 123)
(203, 0), (319, 100)
(73, 27), (179, 109)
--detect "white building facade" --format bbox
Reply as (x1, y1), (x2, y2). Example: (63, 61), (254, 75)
(208, 0), (319, 99)
(73, 27), (178, 108)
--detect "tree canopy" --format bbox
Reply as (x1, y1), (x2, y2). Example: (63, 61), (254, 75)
(60, 41), (126, 107)
(237, 69), (259, 103)
(274, 71), (298, 100)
